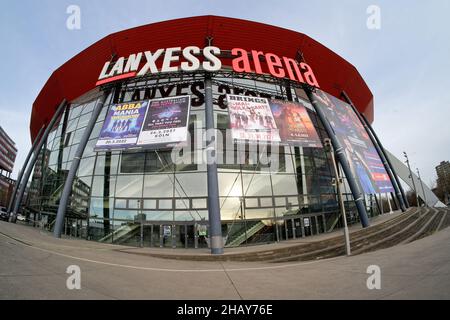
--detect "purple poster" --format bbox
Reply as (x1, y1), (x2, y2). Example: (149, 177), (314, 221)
(137, 95), (191, 149)
(94, 101), (148, 150)
(312, 89), (394, 194)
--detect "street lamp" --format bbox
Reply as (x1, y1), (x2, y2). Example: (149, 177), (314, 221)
(403, 152), (419, 206)
(324, 138), (351, 256)
(416, 168), (427, 207)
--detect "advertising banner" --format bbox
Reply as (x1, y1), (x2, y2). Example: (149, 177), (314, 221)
(269, 99), (322, 148)
(227, 95), (281, 142)
(94, 101), (148, 151)
(137, 95), (191, 149)
(312, 89), (394, 194)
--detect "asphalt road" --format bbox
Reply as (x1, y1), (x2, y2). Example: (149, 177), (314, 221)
(0, 221), (449, 299)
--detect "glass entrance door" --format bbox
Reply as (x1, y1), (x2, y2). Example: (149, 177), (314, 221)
(141, 222), (201, 248)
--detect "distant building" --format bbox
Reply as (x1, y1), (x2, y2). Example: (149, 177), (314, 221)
(0, 127), (17, 207)
(436, 161), (450, 204)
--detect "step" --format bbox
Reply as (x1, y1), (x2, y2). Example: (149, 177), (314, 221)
(352, 208), (435, 255)
(267, 209), (423, 263)
(218, 208), (422, 262)
(405, 209), (444, 243)
(124, 208), (446, 263)
(271, 209), (431, 263)
(437, 210), (450, 231)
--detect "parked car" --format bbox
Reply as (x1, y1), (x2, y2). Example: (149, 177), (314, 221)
(0, 206), (8, 221)
(16, 214), (26, 222)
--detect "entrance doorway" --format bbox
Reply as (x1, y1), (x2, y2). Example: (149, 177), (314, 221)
(140, 221), (209, 248)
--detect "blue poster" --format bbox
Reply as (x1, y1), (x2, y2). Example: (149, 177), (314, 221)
(94, 100), (148, 150)
(312, 89), (394, 194)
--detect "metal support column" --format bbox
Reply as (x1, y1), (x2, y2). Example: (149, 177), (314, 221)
(305, 88), (370, 227)
(314, 216), (320, 235)
(379, 193), (384, 214)
(404, 152), (419, 206)
(7, 125), (45, 215)
(291, 219), (296, 239)
(53, 94), (107, 238)
(194, 222), (199, 248)
(359, 112), (409, 208)
(10, 100), (67, 222)
(204, 74), (224, 254)
(387, 193), (394, 213)
(416, 168), (427, 207)
(326, 138), (351, 255)
(184, 224), (188, 249)
(140, 216), (144, 248)
(300, 218), (305, 237)
(150, 225), (154, 247)
(172, 224), (176, 248)
(341, 91), (406, 212)
(284, 220), (289, 239)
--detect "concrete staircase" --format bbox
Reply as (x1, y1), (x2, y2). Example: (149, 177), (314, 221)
(140, 207), (450, 262)
(99, 223), (140, 244)
(255, 207), (449, 263)
(225, 221), (266, 247)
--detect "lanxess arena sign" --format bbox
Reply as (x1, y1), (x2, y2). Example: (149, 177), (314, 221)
(96, 46), (320, 88)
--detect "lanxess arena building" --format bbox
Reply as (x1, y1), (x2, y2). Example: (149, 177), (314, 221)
(13, 16), (408, 253)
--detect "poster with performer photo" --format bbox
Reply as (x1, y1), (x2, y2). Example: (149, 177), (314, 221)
(227, 94), (281, 142)
(312, 89), (394, 194)
(94, 100), (148, 151)
(269, 99), (322, 148)
(137, 95), (191, 149)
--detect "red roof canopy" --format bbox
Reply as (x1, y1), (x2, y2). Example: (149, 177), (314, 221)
(30, 15), (374, 141)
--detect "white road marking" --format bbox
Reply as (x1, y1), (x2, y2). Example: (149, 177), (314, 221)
(0, 232), (342, 273)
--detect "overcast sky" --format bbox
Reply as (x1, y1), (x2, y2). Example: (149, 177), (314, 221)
(0, 0), (449, 188)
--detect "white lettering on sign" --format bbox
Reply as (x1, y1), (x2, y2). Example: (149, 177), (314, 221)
(96, 46), (320, 88)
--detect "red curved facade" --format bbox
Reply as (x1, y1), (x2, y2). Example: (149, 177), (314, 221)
(30, 15), (374, 141)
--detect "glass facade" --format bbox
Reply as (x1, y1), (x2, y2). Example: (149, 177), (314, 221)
(25, 73), (386, 248)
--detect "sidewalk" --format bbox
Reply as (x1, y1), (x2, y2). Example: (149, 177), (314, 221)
(1, 208), (449, 299)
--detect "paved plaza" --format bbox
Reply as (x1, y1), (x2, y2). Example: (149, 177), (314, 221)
(0, 220), (449, 299)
